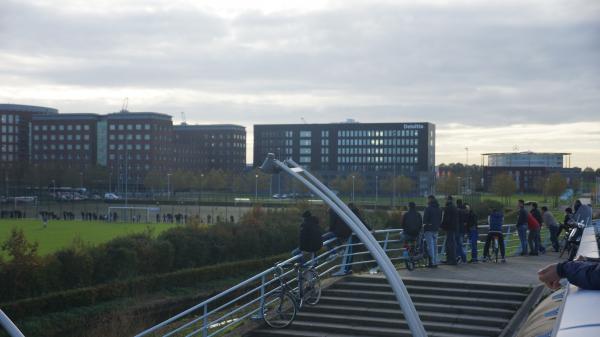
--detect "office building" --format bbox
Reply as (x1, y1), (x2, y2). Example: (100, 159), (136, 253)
(482, 152), (580, 192)
(253, 121), (436, 195)
(174, 124), (246, 172)
(0, 104), (58, 168)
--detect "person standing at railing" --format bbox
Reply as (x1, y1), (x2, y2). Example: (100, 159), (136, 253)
(530, 202), (546, 254)
(541, 206), (560, 252)
(482, 208), (506, 263)
(323, 207), (352, 260)
(292, 210), (323, 264)
(516, 200), (529, 256)
(527, 210), (541, 256)
(559, 207), (574, 237)
(441, 196), (458, 265)
(330, 203), (371, 276)
(455, 199), (468, 264)
(402, 201), (423, 254)
(573, 199), (592, 227)
(464, 203), (479, 263)
(423, 195), (442, 268)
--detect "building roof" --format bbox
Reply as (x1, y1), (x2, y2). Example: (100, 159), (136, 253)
(0, 103), (58, 114)
(174, 124), (245, 132)
(482, 151), (571, 156)
(254, 122), (432, 128)
(32, 113), (101, 121)
(106, 111), (172, 121)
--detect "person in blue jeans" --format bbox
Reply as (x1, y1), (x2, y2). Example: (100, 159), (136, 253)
(516, 199), (529, 256)
(464, 203), (479, 263)
(423, 195), (442, 268)
(455, 199), (468, 263)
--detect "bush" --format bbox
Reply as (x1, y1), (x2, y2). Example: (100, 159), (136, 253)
(471, 199), (505, 222)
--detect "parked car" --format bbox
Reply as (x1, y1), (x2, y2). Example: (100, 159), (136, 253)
(104, 193), (121, 200)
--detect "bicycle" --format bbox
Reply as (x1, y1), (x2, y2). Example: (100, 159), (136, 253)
(403, 229), (430, 271)
(560, 221), (585, 261)
(262, 262), (322, 328)
(488, 231), (502, 263)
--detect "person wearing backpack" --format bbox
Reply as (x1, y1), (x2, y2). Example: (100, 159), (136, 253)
(292, 210), (323, 264)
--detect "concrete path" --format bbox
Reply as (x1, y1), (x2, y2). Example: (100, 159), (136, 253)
(396, 251), (563, 287)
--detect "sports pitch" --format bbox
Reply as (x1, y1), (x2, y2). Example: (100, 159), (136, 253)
(0, 219), (178, 256)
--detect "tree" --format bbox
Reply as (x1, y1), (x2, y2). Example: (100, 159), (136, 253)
(491, 173), (517, 205)
(544, 172), (567, 207)
(436, 175), (459, 196)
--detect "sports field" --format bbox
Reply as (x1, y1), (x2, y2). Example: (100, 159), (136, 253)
(0, 219), (178, 256)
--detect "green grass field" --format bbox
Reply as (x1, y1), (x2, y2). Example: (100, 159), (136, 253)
(0, 219), (178, 256)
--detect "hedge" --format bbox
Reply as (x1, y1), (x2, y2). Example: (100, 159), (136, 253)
(1, 254), (286, 321)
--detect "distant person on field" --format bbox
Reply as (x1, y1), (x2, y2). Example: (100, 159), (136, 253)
(516, 200), (529, 256)
(530, 202), (545, 254)
(464, 203), (479, 263)
(482, 208), (506, 263)
(423, 195), (442, 268)
(441, 196), (458, 265)
(42, 213), (48, 228)
(541, 206), (560, 252)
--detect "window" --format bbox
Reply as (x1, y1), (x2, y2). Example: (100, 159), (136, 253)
(84, 125), (90, 130)
(144, 124), (150, 130)
(127, 125), (133, 130)
(299, 156), (311, 163)
(136, 124), (142, 130)
(300, 130), (311, 138)
(299, 139), (311, 146)
(118, 124), (124, 130)
(67, 125), (72, 131)
(300, 148), (311, 154)
(144, 134), (151, 140)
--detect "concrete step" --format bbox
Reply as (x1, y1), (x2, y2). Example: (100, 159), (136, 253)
(331, 281), (529, 301)
(295, 312), (503, 336)
(303, 304), (509, 328)
(251, 320), (489, 337)
(318, 295), (516, 318)
(345, 275), (530, 293)
(323, 288), (523, 310)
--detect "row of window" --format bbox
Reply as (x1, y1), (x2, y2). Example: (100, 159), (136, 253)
(33, 134), (90, 141)
(34, 144), (90, 151)
(34, 124), (90, 131)
(1, 154), (15, 161)
(109, 134), (151, 141)
(338, 164), (416, 173)
(337, 130), (420, 138)
(1, 144), (17, 152)
(34, 154), (90, 160)
(338, 147), (418, 155)
(0, 115), (20, 124)
(109, 124), (151, 131)
(1, 135), (18, 143)
(338, 138), (419, 146)
(109, 144), (151, 151)
(338, 156), (418, 164)
(1, 125), (16, 133)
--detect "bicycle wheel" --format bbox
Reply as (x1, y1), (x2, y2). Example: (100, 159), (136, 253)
(302, 269), (322, 306)
(405, 258), (415, 271)
(559, 242), (569, 258)
(262, 290), (296, 329)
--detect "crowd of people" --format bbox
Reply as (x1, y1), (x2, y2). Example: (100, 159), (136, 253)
(290, 196), (598, 290)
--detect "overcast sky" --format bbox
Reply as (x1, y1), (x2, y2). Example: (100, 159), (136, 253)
(1, 0), (599, 167)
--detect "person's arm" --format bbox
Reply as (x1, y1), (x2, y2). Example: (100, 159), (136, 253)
(557, 261), (600, 290)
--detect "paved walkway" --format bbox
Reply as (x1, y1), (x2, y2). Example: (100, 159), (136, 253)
(396, 251), (563, 287)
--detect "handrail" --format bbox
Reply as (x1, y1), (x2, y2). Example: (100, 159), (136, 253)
(135, 223), (529, 337)
(0, 310), (25, 337)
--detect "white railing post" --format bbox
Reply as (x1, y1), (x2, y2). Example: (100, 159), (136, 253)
(0, 310), (25, 337)
(258, 274), (266, 319)
(202, 304), (208, 337)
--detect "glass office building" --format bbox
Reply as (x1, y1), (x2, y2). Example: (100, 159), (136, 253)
(253, 122), (436, 196)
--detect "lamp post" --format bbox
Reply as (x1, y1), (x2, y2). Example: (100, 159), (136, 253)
(199, 173), (204, 203)
(167, 173), (172, 201)
(79, 172), (83, 189)
(352, 175), (355, 202)
(255, 174), (258, 201)
(52, 179), (56, 200)
(258, 154), (427, 337)
(109, 172), (112, 193)
(375, 175), (379, 210)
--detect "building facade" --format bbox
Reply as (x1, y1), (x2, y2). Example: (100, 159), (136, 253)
(253, 122), (436, 195)
(482, 152), (580, 192)
(174, 124), (246, 172)
(0, 104), (58, 168)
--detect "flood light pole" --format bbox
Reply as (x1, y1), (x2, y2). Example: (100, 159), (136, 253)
(259, 153), (427, 337)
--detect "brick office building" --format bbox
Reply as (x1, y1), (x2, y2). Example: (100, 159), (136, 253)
(173, 124), (246, 172)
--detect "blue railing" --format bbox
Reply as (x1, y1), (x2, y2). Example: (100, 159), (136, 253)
(135, 223), (525, 337)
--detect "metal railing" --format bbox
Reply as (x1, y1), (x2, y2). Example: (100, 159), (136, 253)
(135, 223), (530, 337)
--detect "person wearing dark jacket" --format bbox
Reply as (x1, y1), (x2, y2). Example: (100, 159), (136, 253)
(516, 200), (529, 256)
(402, 202), (423, 259)
(323, 208), (352, 259)
(423, 195), (442, 267)
(441, 196), (458, 265)
(455, 199), (467, 263)
(530, 202), (545, 254)
(558, 207), (574, 237)
(539, 258), (600, 290)
(464, 203), (479, 263)
(330, 203), (370, 276)
(292, 210), (323, 264)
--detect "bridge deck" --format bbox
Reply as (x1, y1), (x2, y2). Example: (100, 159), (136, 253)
(395, 251), (562, 286)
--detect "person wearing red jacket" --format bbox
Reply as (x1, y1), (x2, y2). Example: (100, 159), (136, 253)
(527, 212), (541, 256)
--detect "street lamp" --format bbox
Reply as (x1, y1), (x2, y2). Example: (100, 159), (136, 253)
(375, 175), (379, 210)
(352, 175), (355, 202)
(52, 179), (56, 199)
(258, 154), (427, 337)
(167, 173), (172, 201)
(199, 173), (204, 203)
(255, 174), (259, 201)
(79, 172), (83, 189)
